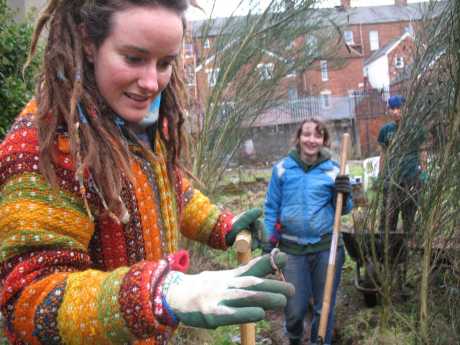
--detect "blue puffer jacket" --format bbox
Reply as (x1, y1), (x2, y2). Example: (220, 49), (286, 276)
(264, 150), (352, 246)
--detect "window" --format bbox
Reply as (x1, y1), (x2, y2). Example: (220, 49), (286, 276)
(257, 63), (274, 80)
(305, 35), (318, 53)
(288, 86), (298, 100)
(344, 30), (354, 45)
(369, 31), (379, 51)
(395, 56), (405, 69)
(203, 38), (210, 49)
(206, 68), (220, 87)
(320, 60), (328, 81)
(185, 65), (195, 86)
(184, 43), (194, 57)
(320, 90), (331, 109)
(404, 24), (414, 36)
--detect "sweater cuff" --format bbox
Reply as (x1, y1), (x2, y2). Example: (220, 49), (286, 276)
(207, 211), (234, 250)
(153, 250), (190, 328)
(119, 260), (174, 342)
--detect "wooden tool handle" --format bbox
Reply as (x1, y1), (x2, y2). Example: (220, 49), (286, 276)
(234, 230), (252, 254)
(318, 133), (350, 342)
(233, 229), (255, 345)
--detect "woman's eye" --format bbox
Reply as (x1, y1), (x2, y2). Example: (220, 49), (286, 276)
(125, 55), (144, 64)
(158, 60), (173, 71)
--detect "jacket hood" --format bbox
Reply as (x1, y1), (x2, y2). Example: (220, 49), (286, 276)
(288, 148), (331, 172)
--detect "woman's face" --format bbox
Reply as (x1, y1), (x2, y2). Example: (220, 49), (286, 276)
(299, 122), (325, 159)
(88, 5), (183, 123)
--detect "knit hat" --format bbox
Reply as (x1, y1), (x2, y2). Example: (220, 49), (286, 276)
(388, 95), (405, 109)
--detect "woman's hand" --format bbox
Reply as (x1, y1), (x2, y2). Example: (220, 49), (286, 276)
(334, 174), (351, 196)
(162, 252), (294, 329)
(225, 208), (264, 250)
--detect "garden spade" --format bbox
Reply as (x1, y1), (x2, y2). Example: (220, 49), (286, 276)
(318, 133), (350, 344)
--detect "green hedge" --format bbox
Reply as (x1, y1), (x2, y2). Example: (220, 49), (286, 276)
(0, 0), (41, 138)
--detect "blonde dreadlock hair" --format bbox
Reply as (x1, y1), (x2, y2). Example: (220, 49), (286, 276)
(26, 0), (189, 222)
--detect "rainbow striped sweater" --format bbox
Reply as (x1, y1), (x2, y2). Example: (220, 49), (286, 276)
(0, 101), (234, 345)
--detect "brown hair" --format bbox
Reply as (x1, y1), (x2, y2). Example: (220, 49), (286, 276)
(294, 118), (330, 151)
(26, 0), (189, 221)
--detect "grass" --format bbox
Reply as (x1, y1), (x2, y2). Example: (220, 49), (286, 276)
(348, 161), (365, 179)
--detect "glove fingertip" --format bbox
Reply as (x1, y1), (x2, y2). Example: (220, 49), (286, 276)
(273, 251), (288, 269)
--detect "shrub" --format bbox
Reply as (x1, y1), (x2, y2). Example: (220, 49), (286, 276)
(0, 0), (41, 138)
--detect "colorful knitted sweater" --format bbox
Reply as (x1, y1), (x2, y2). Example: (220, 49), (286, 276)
(0, 100), (234, 345)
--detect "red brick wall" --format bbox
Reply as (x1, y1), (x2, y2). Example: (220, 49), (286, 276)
(357, 115), (388, 157)
(388, 36), (415, 84)
(359, 22), (412, 57)
(300, 57), (363, 96)
(354, 90), (388, 157)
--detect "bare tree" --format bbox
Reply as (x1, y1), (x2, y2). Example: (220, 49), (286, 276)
(188, 0), (344, 194)
(360, 1), (459, 343)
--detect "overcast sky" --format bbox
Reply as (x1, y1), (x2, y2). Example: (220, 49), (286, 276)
(186, 0), (429, 20)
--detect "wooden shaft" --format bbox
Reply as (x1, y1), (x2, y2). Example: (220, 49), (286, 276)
(318, 133), (350, 342)
(234, 230), (252, 254)
(234, 230), (256, 345)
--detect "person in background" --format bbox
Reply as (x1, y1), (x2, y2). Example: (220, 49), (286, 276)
(263, 119), (353, 345)
(0, 1), (294, 344)
(378, 95), (426, 237)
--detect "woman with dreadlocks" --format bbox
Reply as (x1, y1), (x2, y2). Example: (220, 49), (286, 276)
(0, 1), (294, 344)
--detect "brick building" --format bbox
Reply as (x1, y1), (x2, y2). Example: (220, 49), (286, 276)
(188, 1), (434, 98)
(186, 1), (440, 160)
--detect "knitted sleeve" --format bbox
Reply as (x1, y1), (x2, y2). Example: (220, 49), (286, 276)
(179, 177), (233, 250)
(0, 104), (178, 345)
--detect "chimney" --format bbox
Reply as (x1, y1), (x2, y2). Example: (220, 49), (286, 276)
(395, 0), (408, 6)
(341, 0), (351, 8)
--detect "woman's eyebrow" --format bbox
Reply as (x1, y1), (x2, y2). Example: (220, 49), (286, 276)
(120, 44), (149, 54)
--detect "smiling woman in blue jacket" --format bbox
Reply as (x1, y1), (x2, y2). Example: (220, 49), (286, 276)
(264, 119), (352, 345)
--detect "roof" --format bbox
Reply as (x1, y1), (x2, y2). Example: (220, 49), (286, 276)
(248, 96), (353, 128)
(364, 32), (413, 65)
(190, 2), (446, 38)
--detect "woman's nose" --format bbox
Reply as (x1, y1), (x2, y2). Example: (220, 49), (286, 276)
(138, 65), (159, 92)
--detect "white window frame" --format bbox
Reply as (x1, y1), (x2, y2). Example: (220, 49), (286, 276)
(404, 24), (414, 36)
(395, 56), (405, 69)
(320, 90), (332, 109)
(203, 38), (210, 49)
(184, 43), (194, 57)
(305, 35), (318, 53)
(288, 86), (298, 100)
(206, 68), (220, 87)
(344, 30), (354, 45)
(320, 60), (328, 81)
(257, 63), (274, 81)
(369, 30), (379, 51)
(185, 65), (195, 86)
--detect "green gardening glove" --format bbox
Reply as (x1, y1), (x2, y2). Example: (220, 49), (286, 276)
(225, 208), (264, 250)
(162, 252), (294, 329)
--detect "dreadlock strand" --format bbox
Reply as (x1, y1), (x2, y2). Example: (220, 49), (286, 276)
(24, 0), (61, 74)
(69, 12), (95, 220)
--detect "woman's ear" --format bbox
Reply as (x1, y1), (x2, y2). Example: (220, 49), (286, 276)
(79, 24), (95, 63)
